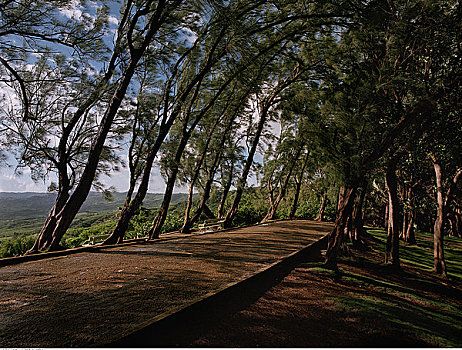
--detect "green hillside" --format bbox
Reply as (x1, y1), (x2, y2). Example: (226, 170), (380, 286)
(0, 192), (188, 239)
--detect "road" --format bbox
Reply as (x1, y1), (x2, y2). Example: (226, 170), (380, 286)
(0, 219), (331, 347)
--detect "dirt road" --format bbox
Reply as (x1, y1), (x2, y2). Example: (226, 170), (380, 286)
(0, 220), (330, 347)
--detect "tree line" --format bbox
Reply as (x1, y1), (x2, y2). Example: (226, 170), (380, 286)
(0, 0), (460, 275)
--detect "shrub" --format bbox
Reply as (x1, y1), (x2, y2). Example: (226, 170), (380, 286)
(0, 236), (35, 258)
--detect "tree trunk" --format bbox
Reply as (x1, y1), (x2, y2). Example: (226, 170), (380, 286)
(261, 145), (303, 223)
(223, 105), (270, 228)
(350, 184), (367, 247)
(314, 193), (327, 222)
(289, 151), (309, 219)
(217, 162), (234, 218)
(336, 186), (345, 220)
(385, 160), (400, 267)
(148, 114), (197, 239)
(180, 138), (215, 232)
(405, 210), (416, 244)
(148, 165), (179, 239)
(432, 160), (447, 275)
(182, 177), (197, 231)
(384, 203), (389, 230)
(289, 152), (310, 219)
(289, 181), (302, 219)
(27, 186), (70, 252)
(324, 182), (357, 271)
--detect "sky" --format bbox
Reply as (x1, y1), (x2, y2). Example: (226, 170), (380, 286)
(0, 160), (169, 193)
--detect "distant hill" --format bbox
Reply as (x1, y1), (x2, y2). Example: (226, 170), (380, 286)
(0, 192), (188, 221)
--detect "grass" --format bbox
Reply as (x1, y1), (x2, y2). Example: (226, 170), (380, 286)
(367, 227), (462, 282)
(304, 227), (462, 347)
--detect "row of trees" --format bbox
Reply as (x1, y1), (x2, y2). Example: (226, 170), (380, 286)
(0, 0), (460, 275)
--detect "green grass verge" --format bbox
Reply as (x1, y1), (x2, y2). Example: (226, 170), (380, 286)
(367, 227), (462, 282)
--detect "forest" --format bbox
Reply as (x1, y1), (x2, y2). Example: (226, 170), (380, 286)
(0, 0), (461, 278)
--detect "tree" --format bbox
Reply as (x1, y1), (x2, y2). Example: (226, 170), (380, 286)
(22, 0), (189, 252)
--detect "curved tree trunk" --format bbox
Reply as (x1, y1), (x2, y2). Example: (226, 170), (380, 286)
(350, 184), (367, 247)
(217, 162), (234, 218)
(148, 166), (179, 239)
(289, 151), (309, 219)
(314, 193), (327, 222)
(27, 187), (70, 252)
(289, 181), (302, 219)
(324, 182), (357, 271)
(261, 145), (303, 223)
(223, 108), (267, 228)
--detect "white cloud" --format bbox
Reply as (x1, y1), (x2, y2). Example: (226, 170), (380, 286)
(107, 15), (119, 25)
(0, 171), (49, 192)
(59, 0), (83, 20)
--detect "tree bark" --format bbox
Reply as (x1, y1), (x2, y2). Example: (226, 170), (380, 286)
(384, 202), (389, 230)
(27, 185), (70, 252)
(324, 182), (357, 271)
(432, 160), (447, 275)
(261, 144), (304, 223)
(217, 161), (234, 218)
(385, 159), (400, 267)
(336, 186), (345, 220)
(314, 193), (327, 222)
(222, 106), (268, 228)
(289, 151), (310, 219)
(350, 184), (367, 247)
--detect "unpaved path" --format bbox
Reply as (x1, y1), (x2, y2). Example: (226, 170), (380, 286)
(0, 220), (330, 347)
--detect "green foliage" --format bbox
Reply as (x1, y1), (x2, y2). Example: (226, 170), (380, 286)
(0, 236), (35, 258)
(63, 221), (116, 249)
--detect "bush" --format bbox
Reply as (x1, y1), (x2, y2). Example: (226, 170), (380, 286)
(0, 236), (35, 258)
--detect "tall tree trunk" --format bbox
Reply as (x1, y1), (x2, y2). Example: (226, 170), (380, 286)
(336, 186), (345, 220)
(183, 172), (215, 232)
(385, 159), (400, 267)
(261, 145), (303, 223)
(217, 162), (234, 218)
(27, 186), (70, 252)
(324, 182), (357, 271)
(405, 209), (416, 244)
(432, 160), (447, 275)
(384, 203), (389, 230)
(350, 184), (367, 247)
(148, 166), (180, 239)
(314, 193), (327, 222)
(180, 124), (220, 233)
(148, 111), (199, 239)
(289, 181), (302, 219)
(403, 185), (416, 244)
(223, 105), (270, 228)
(289, 151), (309, 219)
(182, 177), (197, 231)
